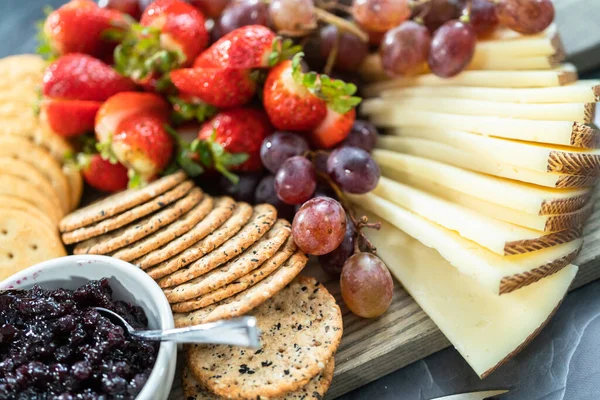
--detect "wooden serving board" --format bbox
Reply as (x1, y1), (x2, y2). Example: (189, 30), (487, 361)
(168, 202), (600, 399)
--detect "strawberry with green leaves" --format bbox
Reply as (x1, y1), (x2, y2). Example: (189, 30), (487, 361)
(114, 0), (208, 85)
(40, 0), (128, 60)
(80, 153), (130, 193)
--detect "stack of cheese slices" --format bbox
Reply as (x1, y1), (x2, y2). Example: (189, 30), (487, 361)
(352, 24), (597, 378)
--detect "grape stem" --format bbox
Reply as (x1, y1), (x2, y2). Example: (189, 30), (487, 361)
(313, 8), (369, 42)
(461, 0), (473, 22)
(410, 0), (432, 23)
(323, 28), (340, 75)
(315, 0), (352, 14)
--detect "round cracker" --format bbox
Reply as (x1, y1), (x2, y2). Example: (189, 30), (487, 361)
(133, 196), (236, 269)
(0, 209), (66, 281)
(73, 188), (203, 255)
(186, 276), (342, 399)
(0, 136), (70, 214)
(60, 171), (188, 231)
(158, 204), (277, 289)
(145, 202), (254, 280)
(0, 99), (39, 138)
(0, 157), (65, 212)
(0, 54), (46, 79)
(0, 175), (62, 223)
(164, 219), (291, 304)
(182, 358), (334, 399)
(0, 195), (56, 232)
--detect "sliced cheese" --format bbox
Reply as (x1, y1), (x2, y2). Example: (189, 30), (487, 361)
(361, 97), (594, 123)
(371, 81), (600, 103)
(348, 193), (581, 295)
(485, 23), (557, 41)
(369, 109), (599, 149)
(384, 128), (600, 178)
(377, 135), (599, 187)
(373, 150), (592, 215)
(475, 30), (561, 59)
(360, 211), (578, 378)
(379, 165), (595, 233)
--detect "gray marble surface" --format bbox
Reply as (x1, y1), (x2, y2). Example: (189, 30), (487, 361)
(2, 1), (600, 399)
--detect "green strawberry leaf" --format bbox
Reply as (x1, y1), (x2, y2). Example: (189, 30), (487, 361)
(35, 6), (56, 60)
(96, 138), (119, 164)
(268, 37), (302, 67)
(127, 169), (145, 189)
(168, 96), (217, 125)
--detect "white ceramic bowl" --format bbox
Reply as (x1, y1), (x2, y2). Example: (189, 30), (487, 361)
(0, 255), (176, 400)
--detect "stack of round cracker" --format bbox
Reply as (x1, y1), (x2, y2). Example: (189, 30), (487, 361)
(0, 54), (82, 279)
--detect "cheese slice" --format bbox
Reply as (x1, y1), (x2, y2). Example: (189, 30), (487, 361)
(475, 30), (561, 59)
(348, 193), (581, 295)
(364, 64), (577, 92)
(379, 165), (595, 233)
(369, 109), (599, 149)
(485, 23), (557, 41)
(360, 210), (578, 378)
(371, 81), (600, 103)
(373, 177), (582, 255)
(373, 150), (592, 215)
(361, 97), (594, 123)
(377, 136), (599, 187)
(383, 128), (600, 178)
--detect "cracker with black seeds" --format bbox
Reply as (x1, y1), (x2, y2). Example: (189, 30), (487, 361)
(145, 203), (254, 280)
(111, 195), (214, 262)
(171, 234), (297, 313)
(173, 252), (308, 327)
(59, 171), (187, 232)
(186, 276), (342, 399)
(133, 197), (236, 269)
(182, 358), (334, 399)
(73, 188), (203, 255)
(164, 219), (291, 304)
(62, 181), (195, 244)
(158, 204), (277, 288)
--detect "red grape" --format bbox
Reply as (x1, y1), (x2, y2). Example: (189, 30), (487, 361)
(470, 0), (499, 37)
(351, 0), (411, 32)
(340, 252), (393, 318)
(255, 175), (296, 221)
(380, 20), (431, 77)
(98, 0), (141, 18)
(260, 132), (310, 174)
(274, 156), (317, 205)
(428, 20), (476, 78)
(318, 215), (356, 276)
(292, 197), (346, 255)
(417, 0), (464, 33)
(319, 25), (369, 72)
(327, 147), (380, 194)
(214, 0), (269, 39)
(496, 0), (554, 35)
(269, 0), (317, 35)
(341, 120), (378, 152)
(189, 0), (231, 18)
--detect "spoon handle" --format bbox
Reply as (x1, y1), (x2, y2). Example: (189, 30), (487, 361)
(131, 316), (261, 348)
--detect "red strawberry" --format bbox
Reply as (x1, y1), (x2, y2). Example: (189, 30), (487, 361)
(42, 0), (128, 59)
(309, 107), (356, 149)
(111, 111), (175, 181)
(43, 53), (135, 101)
(81, 153), (129, 192)
(170, 67), (257, 108)
(95, 92), (170, 143)
(42, 99), (102, 137)
(199, 25), (300, 70)
(115, 0), (208, 82)
(199, 108), (273, 171)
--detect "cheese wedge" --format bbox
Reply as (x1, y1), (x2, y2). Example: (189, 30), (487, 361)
(361, 97), (594, 123)
(373, 177), (582, 255)
(360, 211), (578, 378)
(369, 109), (599, 149)
(373, 150), (592, 215)
(381, 128), (600, 179)
(348, 193), (581, 295)
(377, 136), (599, 188)
(364, 65), (577, 93)
(380, 165), (595, 233)
(371, 81), (600, 103)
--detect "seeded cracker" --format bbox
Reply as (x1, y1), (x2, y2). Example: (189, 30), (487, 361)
(145, 203), (253, 280)
(59, 171), (187, 232)
(133, 197), (236, 269)
(73, 188), (203, 255)
(186, 276), (342, 399)
(158, 204), (277, 288)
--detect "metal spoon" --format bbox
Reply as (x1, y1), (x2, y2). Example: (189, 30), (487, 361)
(94, 307), (260, 348)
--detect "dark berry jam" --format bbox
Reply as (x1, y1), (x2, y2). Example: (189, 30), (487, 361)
(0, 279), (159, 399)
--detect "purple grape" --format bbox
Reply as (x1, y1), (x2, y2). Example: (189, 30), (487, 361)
(260, 132), (310, 174)
(318, 215), (356, 275)
(274, 156), (317, 205)
(255, 175), (295, 220)
(340, 120), (378, 152)
(327, 147), (380, 194)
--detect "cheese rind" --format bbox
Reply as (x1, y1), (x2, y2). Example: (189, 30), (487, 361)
(348, 192), (581, 295)
(373, 177), (582, 255)
(360, 211), (578, 378)
(373, 150), (592, 215)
